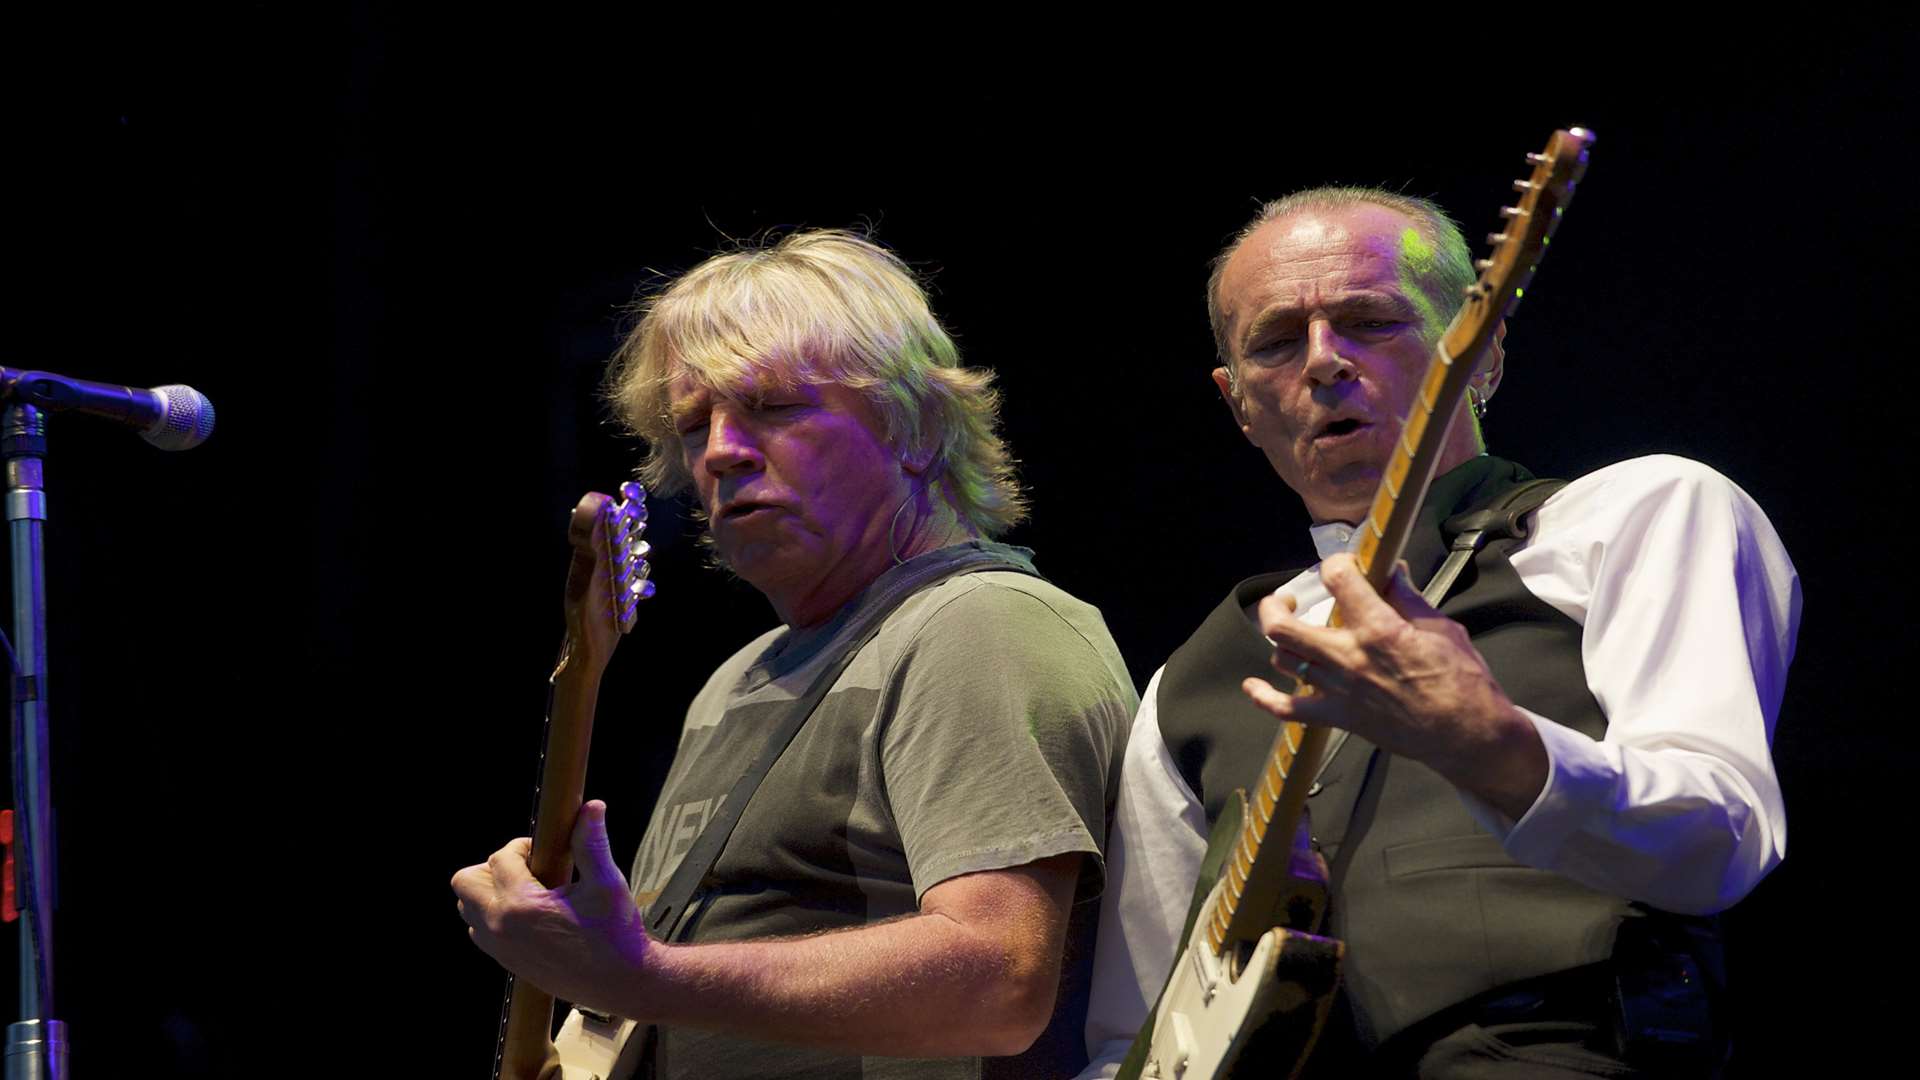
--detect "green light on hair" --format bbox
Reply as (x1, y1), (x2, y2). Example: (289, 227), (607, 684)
(1398, 226), (1437, 273)
(1397, 227), (1443, 338)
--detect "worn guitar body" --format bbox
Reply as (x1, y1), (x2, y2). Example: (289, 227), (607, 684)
(548, 1010), (641, 1080)
(1120, 793), (1342, 1080)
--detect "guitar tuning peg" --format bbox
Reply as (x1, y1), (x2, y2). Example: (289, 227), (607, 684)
(1487, 232), (1508, 246)
(1475, 258), (1494, 271)
(630, 539), (652, 560)
(1512, 179), (1533, 192)
(1526, 152), (1549, 166)
(1500, 206), (1524, 219)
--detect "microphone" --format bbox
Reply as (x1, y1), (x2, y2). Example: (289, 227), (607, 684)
(0, 367), (215, 450)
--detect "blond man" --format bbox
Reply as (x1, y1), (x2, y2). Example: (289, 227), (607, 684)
(456, 231), (1136, 1079)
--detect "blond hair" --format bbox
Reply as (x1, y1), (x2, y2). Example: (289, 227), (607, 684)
(606, 229), (1027, 536)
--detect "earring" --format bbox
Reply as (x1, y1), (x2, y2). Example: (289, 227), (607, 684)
(1469, 386), (1489, 422)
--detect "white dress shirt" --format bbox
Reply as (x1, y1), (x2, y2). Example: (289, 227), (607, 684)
(1077, 455), (1801, 1077)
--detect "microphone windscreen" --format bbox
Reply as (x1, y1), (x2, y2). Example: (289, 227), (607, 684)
(143, 386), (215, 451)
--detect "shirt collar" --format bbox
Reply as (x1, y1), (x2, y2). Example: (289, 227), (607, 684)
(1308, 520), (1364, 561)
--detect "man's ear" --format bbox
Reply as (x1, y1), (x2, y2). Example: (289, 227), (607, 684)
(901, 440), (937, 477)
(1473, 320), (1507, 403)
(1212, 366), (1257, 446)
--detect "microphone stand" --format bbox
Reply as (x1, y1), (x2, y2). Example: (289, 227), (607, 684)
(3, 403), (64, 1080)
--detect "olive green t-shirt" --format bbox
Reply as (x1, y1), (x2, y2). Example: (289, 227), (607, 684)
(629, 543), (1136, 1079)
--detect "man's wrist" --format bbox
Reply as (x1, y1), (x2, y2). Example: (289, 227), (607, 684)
(1439, 701), (1548, 821)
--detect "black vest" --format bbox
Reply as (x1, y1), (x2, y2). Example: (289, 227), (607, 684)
(1156, 457), (1632, 1048)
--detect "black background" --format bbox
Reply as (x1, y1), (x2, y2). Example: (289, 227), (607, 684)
(6, 15), (1908, 1077)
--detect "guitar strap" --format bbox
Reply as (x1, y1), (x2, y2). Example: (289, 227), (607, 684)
(637, 644), (850, 941)
(1419, 478), (1567, 610)
(642, 544), (1042, 943)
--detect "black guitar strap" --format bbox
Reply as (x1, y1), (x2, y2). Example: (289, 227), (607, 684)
(1422, 478), (1566, 609)
(639, 624), (869, 942)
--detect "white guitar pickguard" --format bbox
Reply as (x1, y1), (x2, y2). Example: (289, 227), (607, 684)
(1138, 875), (1329, 1080)
(551, 1008), (640, 1080)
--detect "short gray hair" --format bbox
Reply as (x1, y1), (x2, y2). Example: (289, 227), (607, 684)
(1206, 187), (1477, 374)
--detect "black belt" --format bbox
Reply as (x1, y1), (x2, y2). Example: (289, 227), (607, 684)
(1469, 962), (1619, 1028)
(1371, 958), (1722, 1076)
(1370, 963), (1619, 1072)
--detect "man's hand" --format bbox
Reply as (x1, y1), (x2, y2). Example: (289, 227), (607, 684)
(454, 805), (1083, 1056)
(452, 800), (655, 1017)
(1240, 553), (1548, 819)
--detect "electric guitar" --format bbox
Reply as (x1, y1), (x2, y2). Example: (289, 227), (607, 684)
(1118, 128), (1596, 1080)
(492, 482), (656, 1080)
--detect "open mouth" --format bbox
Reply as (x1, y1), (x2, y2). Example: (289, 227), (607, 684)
(721, 501), (779, 521)
(1317, 418), (1367, 440)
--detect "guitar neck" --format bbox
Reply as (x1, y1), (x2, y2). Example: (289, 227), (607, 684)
(493, 485), (654, 1080)
(1208, 128), (1593, 956)
(528, 640), (608, 884)
(493, 642), (608, 1080)
(1210, 341), (1473, 953)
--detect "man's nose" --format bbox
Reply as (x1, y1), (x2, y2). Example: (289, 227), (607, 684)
(1303, 320), (1358, 386)
(700, 409), (763, 476)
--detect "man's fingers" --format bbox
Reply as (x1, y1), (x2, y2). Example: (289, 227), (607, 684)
(572, 800), (630, 891)
(1256, 592), (1324, 655)
(1242, 676), (1341, 728)
(1242, 676), (1294, 719)
(452, 876), (483, 927)
(1257, 589), (1360, 690)
(1380, 560), (1444, 623)
(1320, 554), (1407, 636)
(1254, 591), (1292, 634)
(486, 836), (537, 891)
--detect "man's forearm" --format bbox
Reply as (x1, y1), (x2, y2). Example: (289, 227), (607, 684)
(1432, 700), (1550, 822)
(595, 854), (1080, 1058)
(627, 907), (1057, 1057)
(460, 807), (1084, 1061)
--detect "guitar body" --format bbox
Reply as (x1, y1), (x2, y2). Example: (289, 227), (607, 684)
(1119, 794), (1343, 1080)
(551, 1011), (643, 1080)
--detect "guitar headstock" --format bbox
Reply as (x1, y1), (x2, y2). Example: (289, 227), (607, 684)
(1440, 126), (1594, 360)
(603, 480), (656, 633)
(560, 482), (656, 676)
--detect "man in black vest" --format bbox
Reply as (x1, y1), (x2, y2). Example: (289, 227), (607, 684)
(1079, 189), (1799, 1078)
